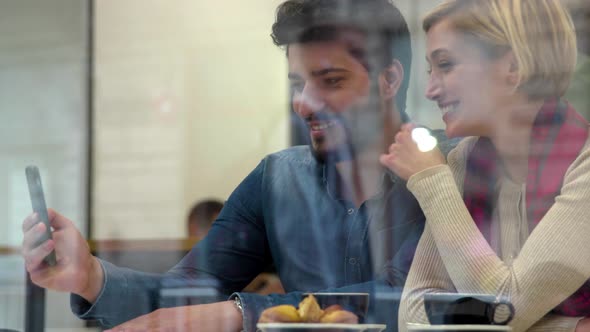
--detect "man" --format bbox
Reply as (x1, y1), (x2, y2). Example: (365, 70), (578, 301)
(21, 1), (454, 331)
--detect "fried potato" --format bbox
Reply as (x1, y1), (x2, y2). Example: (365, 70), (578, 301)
(322, 304), (343, 315)
(257, 295), (359, 325)
(320, 309), (359, 324)
(258, 304), (302, 323)
(298, 294), (323, 322)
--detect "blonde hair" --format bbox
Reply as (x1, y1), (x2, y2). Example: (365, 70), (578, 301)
(423, 0), (577, 99)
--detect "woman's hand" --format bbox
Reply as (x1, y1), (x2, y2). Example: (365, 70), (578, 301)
(380, 124), (446, 181)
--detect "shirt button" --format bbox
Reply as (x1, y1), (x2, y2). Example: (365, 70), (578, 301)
(349, 257), (357, 265)
(347, 208), (355, 215)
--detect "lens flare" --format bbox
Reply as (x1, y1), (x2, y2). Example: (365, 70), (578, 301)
(411, 127), (438, 152)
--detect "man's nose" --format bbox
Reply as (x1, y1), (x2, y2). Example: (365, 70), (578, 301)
(292, 84), (325, 119)
(425, 73), (442, 101)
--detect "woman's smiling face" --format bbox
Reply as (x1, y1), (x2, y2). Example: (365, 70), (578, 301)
(424, 19), (514, 138)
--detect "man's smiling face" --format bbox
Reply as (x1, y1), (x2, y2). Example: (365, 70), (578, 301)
(288, 32), (384, 161)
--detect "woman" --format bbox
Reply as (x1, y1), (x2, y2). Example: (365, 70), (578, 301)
(379, 0), (590, 331)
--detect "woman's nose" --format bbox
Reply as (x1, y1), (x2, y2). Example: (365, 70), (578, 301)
(425, 73), (442, 101)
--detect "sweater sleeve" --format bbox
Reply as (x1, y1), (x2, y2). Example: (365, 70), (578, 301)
(527, 314), (582, 332)
(401, 145), (590, 332)
(398, 222), (455, 331)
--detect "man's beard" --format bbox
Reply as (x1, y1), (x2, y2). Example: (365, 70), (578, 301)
(310, 108), (384, 165)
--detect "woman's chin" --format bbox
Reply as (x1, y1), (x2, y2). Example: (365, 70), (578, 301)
(445, 126), (462, 139)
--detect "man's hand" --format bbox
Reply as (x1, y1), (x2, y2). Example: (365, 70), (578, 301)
(380, 124), (446, 181)
(105, 301), (244, 332)
(21, 209), (104, 303)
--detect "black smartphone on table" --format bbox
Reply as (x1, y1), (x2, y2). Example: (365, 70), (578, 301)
(25, 166), (57, 266)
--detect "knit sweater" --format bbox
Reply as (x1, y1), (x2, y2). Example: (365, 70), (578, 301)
(398, 135), (590, 332)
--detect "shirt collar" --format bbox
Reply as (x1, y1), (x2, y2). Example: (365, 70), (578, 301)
(320, 161), (399, 203)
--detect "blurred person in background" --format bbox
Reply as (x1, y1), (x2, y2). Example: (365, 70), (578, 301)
(187, 199), (224, 242)
(21, 0), (456, 331)
(187, 198), (285, 295)
(379, 0), (590, 331)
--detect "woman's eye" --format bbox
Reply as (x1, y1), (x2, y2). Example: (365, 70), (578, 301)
(437, 61), (454, 72)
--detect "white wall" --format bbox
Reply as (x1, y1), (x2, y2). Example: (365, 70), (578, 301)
(0, 0), (89, 329)
(93, 0), (288, 239)
(0, 0), (88, 247)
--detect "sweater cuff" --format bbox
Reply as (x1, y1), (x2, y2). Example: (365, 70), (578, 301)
(407, 165), (454, 199)
(70, 259), (128, 327)
(70, 258), (109, 318)
(527, 314), (583, 332)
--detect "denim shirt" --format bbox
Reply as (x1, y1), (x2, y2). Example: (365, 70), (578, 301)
(71, 140), (456, 331)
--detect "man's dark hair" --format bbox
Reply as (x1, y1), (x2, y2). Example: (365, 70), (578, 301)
(187, 199), (224, 229)
(271, 0), (412, 117)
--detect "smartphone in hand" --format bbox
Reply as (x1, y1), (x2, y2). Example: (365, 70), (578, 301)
(25, 166), (57, 266)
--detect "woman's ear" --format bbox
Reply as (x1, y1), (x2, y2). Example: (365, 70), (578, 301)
(504, 50), (519, 87)
(379, 59), (404, 100)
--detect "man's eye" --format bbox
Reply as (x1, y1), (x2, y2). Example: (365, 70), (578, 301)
(324, 77), (343, 86)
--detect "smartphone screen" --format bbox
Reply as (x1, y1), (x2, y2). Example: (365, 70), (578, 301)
(25, 166), (57, 266)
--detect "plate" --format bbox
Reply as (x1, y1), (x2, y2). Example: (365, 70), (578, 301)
(406, 323), (512, 331)
(257, 323), (387, 332)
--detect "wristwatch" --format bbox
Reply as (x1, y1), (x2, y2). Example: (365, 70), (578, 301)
(233, 296), (244, 316)
(232, 296), (245, 332)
